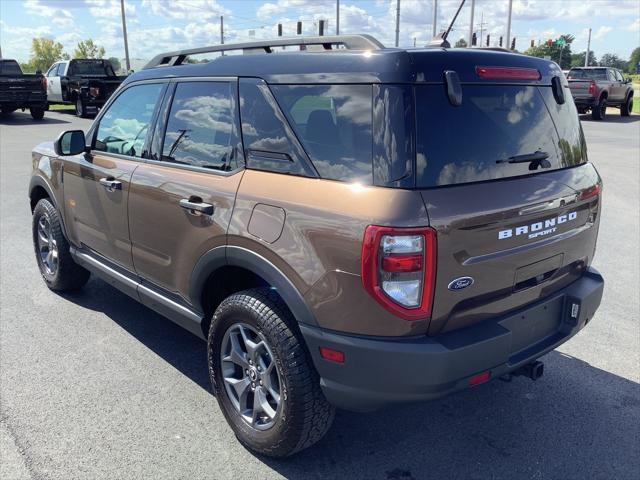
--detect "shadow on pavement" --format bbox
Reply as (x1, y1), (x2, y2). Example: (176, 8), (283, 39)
(0, 111), (72, 125)
(63, 277), (640, 480)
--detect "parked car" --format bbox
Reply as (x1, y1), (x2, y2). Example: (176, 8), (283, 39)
(29, 35), (604, 457)
(567, 66), (634, 120)
(0, 59), (47, 120)
(45, 58), (126, 117)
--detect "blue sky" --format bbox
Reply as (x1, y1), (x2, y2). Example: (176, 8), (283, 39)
(1, 0), (638, 65)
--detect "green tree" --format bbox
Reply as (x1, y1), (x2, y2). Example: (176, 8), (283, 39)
(626, 47), (640, 74)
(28, 38), (69, 73)
(599, 53), (626, 70)
(108, 57), (121, 73)
(570, 51), (598, 68)
(73, 39), (106, 59)
(454, 38), (468, 48)
(524, 34), (575, 69)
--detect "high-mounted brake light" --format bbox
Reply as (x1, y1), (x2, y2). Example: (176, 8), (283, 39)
(588, 81), (597, 96)
(361, 226), (437, 321)
(476, 66), (541, 80)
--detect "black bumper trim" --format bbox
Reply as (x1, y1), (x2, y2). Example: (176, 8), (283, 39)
(300, 267), (604, 412)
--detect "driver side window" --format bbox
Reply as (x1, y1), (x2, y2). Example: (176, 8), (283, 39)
(94, 83), (164, 158)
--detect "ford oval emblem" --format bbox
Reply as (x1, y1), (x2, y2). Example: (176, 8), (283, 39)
(448, 277), (474, 291)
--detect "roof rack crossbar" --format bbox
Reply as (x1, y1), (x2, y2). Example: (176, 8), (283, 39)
(144, 34), (384, 69)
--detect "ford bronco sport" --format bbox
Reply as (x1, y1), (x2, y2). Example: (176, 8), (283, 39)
(29, 35), (604, 457)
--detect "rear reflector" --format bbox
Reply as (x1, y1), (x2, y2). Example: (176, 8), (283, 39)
(382, 253), (423, 273)
(476, 66), (541, 80)
(468, 371), (491, 386)
(319, 347), (345, 364)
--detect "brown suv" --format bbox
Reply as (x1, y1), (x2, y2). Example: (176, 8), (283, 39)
(29, 35), (604, 457)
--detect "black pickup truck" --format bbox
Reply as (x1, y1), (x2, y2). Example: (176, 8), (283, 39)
(45, 59), (126, 117)
(0, 59), (48, 120)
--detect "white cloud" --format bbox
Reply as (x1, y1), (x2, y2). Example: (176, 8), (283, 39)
(593, 26), (613, 40)
(628, 18), (640, 32)
(85, 0), (135, 19)
(257, 3), (279, 20)
(25, 0), (73, 18)
(141, 0), (228, 22)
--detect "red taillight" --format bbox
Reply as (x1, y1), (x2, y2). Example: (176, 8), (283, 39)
(468, 371), (491, 386)
(90, 87), (100, 97)
(41, 76), (47, 91)
(588, 81), (597, 96)
(361, 225), (437, 321)
(476, 66), (541, 80)
(319, 347), (345, 364)
(382, 254), (423, 273)
(580, 183), (601, 200)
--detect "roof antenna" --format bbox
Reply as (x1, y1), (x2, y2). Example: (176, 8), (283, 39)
(427, 0), (466, 48)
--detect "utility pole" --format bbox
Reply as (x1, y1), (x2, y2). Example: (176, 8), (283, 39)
(120, 0), (130, 72)
(468, 0), (475, 47)
(585, 28), (591, 67)
(432, 0), (438, 37)
(395, 0), (400, 47)
(336, 0), (340, 35)
(505, 0), (513, 51)
(479, 11), (484, 49)
(220, 16), (224, 45)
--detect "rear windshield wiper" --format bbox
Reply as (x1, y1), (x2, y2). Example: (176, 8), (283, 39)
(496, 151), (550, 169)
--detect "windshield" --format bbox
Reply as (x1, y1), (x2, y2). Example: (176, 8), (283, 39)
(415, 85), (586, 187)
(0, 60), (23, 76)
(69, 60), (114, 76)
(568, 68), (607, 80)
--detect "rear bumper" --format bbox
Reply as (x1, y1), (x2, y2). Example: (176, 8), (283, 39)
(572, 96), (598, 108)
(301, 267), (604, 412)
(0, 97), (47, 110)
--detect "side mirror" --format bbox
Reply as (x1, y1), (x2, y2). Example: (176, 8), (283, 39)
(54, 130), (87, 156)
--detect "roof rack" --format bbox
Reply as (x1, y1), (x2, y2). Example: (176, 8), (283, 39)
(143, 34), (385, 69)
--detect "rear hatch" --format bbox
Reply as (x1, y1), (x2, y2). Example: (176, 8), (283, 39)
(411, 51), (602, 335)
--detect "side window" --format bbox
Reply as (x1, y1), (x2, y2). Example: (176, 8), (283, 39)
(239, 78), (315, 177)
(47, 64), (58, 77)
(607, 69), (616, 82)
(161, 81), (237, 171)
(94, 83), (164, 158)
(271, 84), (373, 183)
(614, 70), (624, 82)
(55, 63), (65, 76)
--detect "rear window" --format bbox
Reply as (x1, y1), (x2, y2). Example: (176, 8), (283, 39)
(0, 61), (22, 76)
(69, 60), (114, 76)
(272, 85), (373, 183)
(415, 85), (586, 188)
(568, 68), (607, 80)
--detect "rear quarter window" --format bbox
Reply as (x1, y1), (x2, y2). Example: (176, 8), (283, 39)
(415, 85), (586, 188)
(272, 84), (373, 183)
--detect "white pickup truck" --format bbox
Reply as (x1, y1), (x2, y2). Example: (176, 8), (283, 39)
(45, 59), (126, 117)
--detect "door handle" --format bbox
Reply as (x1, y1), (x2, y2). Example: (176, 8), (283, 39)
(180, 198), (214, 216)
(99, 177), (122, 192)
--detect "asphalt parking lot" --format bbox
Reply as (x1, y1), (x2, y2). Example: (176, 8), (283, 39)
(1, 109), (638, 480)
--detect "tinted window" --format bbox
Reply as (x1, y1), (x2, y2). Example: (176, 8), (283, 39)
(415, 85), (585, 187)
(239, 78), (314, 176)
(0, 61), (22, 76)
(568, 68), (607, 80)
(94, 83), (163, 158)
(55, 63), (66, 76)
(614, 70), (624, 82)
(46, 64), (58, 77)
(69, 60), (113, 76)
(161, 82), (236, 171)
(272, 85), (372, 183)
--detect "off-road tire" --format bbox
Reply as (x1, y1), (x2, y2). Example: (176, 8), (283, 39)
(592, 96), (607, 120)
(208, 288), (335, 457)
(621, 94), (633, 117)
(30, 107), (45, 120)
(32, 198), (90, 291)
(75, 97), (86, 118)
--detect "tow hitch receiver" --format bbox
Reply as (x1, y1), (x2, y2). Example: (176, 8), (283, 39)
(513, 360), (545, 381)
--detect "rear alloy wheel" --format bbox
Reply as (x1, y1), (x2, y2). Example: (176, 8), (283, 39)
(621, 94), (633, 117)
(208, 288), (335, 457)
(592, 97), (607, 120)
(30, 107), (45, 120)
(75, 97), (86, 117)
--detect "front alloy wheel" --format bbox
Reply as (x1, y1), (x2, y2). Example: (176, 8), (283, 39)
(36, 213), (58, 276)
(220, 323), (282, 430)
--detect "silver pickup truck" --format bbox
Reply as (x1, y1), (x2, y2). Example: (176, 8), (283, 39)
(567, 67), (634, 120)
